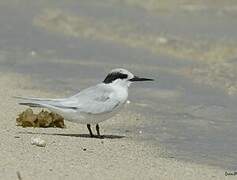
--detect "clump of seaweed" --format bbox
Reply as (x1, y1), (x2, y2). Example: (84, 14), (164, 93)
(16, 108), (65, 128)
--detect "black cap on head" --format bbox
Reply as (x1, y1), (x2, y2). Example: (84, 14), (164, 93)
(103, 72), (128, 84)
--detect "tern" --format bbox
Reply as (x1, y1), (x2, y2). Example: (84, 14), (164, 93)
(16, 68), (154, 138)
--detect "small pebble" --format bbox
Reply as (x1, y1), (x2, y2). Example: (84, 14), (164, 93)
(82, 148), (87, 151)
(157, 37), (168, 44)
(31, 137), (46, 147)
(30, 51), (36, 56)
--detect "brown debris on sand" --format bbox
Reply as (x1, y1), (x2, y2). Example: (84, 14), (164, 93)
(16, 108), (65, 128)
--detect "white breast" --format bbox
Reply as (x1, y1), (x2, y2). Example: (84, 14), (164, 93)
(63, 84), (128, 125)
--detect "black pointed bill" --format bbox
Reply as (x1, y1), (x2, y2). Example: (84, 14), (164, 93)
(129, 76), (154, 82)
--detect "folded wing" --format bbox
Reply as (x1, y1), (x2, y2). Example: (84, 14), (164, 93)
(15, 84), (120, 114)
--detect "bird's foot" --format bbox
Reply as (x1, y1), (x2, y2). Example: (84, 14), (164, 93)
(97, 135), (104, 139)
(89, 134), (95, 138)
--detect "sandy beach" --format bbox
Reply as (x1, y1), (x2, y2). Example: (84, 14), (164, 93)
(0, 72), (233, 180)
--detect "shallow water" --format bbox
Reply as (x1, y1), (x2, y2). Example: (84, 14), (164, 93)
(1, 0), (237, 170)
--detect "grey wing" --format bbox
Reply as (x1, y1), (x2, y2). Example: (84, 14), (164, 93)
(59, 84), (120, 114)
(16, 84), (120, 114)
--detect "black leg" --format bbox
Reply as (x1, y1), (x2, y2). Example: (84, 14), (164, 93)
(96, 124), (100, 136)
(87, 124), (94, 137)
(96, 124), (103, 138)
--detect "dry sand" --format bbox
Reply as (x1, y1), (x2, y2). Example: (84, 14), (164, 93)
(0, 72), (234, 180)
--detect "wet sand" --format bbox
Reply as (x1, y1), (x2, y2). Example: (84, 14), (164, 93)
(0, 73), (232, 180)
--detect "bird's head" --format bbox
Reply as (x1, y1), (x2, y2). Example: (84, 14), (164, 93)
(103, 68), (154, 88)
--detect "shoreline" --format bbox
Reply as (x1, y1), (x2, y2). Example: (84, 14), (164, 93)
(0, 72), (231, 180)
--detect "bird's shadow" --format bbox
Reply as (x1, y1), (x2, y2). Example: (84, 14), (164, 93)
(18, 131), (125, 139)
